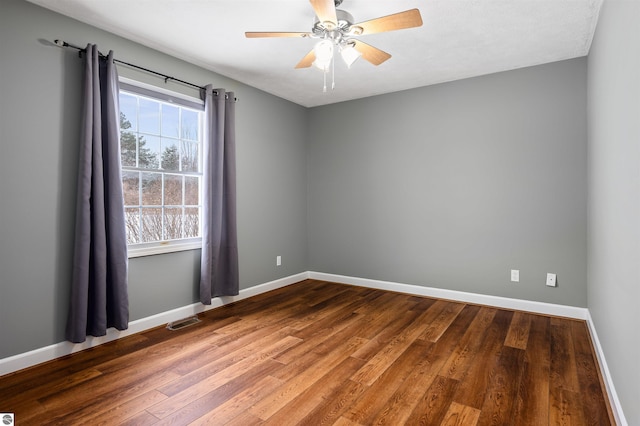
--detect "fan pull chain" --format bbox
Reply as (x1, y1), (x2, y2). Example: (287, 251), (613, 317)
(323, 68), (327, 92)
(332, 54), (336, 90)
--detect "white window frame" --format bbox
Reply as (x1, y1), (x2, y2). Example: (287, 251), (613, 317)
(119, 77), (204, 258)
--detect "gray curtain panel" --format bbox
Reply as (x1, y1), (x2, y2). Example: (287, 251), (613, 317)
(66, 45), (129, 343)
(200, 86), (239, 303)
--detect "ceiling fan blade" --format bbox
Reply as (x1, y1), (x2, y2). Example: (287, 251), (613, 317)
(352, 40), (392, 66)
(245, 32), (311, 38)
(295, 49), (316, 69)
(309, 0), (338, 27)
(351, 9), (423, 35)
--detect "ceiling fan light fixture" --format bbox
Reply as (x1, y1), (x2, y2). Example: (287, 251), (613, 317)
(246, 0), (424, 91)
(313, 39), (334, 70)
(312, 58), (332, 71)
(340, 44), (361, 68)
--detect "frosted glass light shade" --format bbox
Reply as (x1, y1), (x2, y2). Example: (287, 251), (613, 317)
(340, 45), (361, 68)
(313, 40), (334, 70)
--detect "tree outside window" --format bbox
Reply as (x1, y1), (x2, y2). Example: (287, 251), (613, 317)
(119, 89), (202, 248)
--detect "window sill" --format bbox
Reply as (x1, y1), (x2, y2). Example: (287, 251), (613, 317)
(128, 240), (202, 258)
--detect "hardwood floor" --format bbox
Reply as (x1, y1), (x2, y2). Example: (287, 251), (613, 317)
(0, 280), (614, 425)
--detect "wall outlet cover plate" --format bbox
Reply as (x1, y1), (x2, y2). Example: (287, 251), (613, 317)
(546, 273), (557, 287)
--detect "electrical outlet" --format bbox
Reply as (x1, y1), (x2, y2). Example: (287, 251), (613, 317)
(276, 255), (282, 266)
(546, 273), (557, 287)
(511, 269), (519, 282)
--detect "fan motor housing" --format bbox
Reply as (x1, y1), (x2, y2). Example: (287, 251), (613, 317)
(313, 9), (355, 35)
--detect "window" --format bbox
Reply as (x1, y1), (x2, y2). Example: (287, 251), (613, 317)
(118, 80), (204, 257)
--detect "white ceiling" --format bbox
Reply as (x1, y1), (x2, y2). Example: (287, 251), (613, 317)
(27, 0), (602, 108)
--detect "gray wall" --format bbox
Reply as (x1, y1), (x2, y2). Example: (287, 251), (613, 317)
(308, 58), (588, 307)
(587, 1), (640, 424)
(0, 0), (308, 358)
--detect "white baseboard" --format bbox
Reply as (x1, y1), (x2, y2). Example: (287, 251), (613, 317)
(309, 271), (588, 319)
(0, 270), (625, 424)
(585, 311), (628, 426)
(0, 272), (307, 377)
(309, 271), (625, 424)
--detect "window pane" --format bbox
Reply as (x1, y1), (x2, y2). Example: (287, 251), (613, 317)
(182, 109), (199, 141)
(124, 207), (140, 244)
(161, 139), (180, 171)
(181, 141), (199, 172)
(164, 174), (182, 205)
(185, 207), (199, 238)
(119, 86), (203, 249)
(122, 171), (139, 205)
(161, 104), (179, 138)
(185, 176), (199, 205)
(120, 94), (137, 131)
(140, 208), (162, 242)
(138, 98), (160, 135)
(138, 135), (160, 169)
(164, 207), (183, 240)
(120, 131), (137, 167)
(141, 172), (162, 205)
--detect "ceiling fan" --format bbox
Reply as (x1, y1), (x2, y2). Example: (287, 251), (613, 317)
(245, 0), (423, 73)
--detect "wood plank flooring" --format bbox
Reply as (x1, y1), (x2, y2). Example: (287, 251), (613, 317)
(0, 279), (614, 425)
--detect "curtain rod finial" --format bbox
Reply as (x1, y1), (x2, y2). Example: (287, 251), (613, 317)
(54, 39), (66, 47)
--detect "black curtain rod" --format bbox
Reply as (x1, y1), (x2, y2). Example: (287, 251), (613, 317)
(54, 39), (237, 101)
